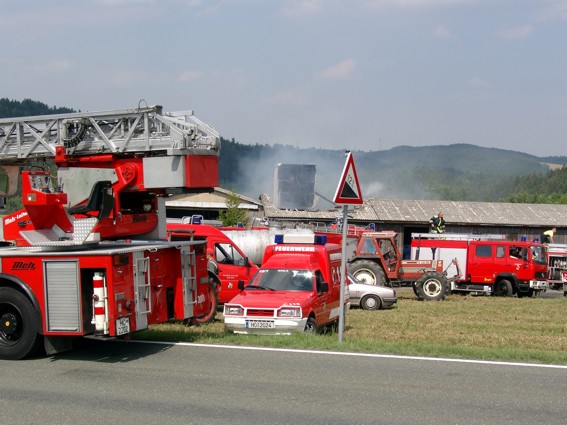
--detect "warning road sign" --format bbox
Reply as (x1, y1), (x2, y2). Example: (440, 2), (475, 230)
(333, 152), (363, 205)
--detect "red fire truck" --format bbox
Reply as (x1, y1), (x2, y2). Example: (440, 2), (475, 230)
(0, 105), (219, 359)
(410, 233), (549, 297)
(546, 244), (567, 296)
(223, 233), (347, 334)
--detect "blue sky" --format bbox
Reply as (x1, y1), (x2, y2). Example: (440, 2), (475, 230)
(1, 0), (566, 157)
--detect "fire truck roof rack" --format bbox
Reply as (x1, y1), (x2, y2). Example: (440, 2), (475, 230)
(411, 233), (508, 241)
(0, 105), (220, 164)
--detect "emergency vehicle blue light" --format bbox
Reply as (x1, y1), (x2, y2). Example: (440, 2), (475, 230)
(192, 215), (202, 224)
(314, 235), (327, 245)
(274, 234), (284, 244)
(237, 222), (244, 228)
(369, 223), (376, 231)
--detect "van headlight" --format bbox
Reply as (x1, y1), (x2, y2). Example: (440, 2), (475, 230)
(224, 305), (244, 316)
(278, 306), (301, 317)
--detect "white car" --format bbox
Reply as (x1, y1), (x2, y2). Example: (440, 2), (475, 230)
(347, 274), (397, 310)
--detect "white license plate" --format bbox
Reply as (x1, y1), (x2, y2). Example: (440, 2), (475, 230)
(116, 317), (130, 336)
(246, 320), (275, 329)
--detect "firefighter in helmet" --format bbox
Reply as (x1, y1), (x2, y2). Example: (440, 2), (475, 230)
(429, 212), (446, 233)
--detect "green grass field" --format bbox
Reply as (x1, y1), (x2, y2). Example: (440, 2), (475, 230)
(134, 289), (567, 365)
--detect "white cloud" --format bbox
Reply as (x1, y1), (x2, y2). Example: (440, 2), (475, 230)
(365, 0), (469, 9)
(31, 59), (75, 74)
(178, 70), (203, 82)
(433, 25), (451, 38)
(499, 25), (534, 40)
(211, 68), (248, 89)
(279, 0), (326, 18)
(469, 76), (490, 88)
(536, 1), (567, 22)
(316, 59), (357, 80)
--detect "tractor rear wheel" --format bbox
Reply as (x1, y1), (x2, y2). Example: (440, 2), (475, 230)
(349, 260), (386, 286)
(414, 272), (449, 301)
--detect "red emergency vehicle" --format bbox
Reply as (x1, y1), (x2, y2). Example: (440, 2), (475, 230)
(0, 106), (218, 359)
(546, 244), (567, 296)
(223, 234), (348, 334)
(410, 233), (548, 297)
(166, 221), (259, 307)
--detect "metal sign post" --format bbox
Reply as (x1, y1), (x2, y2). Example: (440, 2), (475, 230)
(333, 151), (363, 343)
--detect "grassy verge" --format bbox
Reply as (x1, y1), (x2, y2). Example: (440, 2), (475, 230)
(134, 289), (567, 365)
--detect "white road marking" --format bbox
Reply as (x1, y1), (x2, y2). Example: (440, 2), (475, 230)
(131, 340), (567, 369)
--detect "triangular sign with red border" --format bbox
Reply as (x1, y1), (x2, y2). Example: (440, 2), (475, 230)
(333, 152), (363, 205)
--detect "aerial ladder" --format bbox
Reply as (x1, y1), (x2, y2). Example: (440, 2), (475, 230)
(0, 104), (220, 246)
(0, 104), (221, 360)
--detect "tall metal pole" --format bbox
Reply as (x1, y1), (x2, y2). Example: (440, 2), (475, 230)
(338, 204), (348, 343)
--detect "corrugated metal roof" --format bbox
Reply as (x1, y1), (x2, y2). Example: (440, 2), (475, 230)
(166, 188), (262, 210)
(262, 196), (567, 227)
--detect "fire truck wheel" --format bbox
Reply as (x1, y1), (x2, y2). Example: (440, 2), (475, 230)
(304, 317), (319, 333)
(360, 294), (382, 310)
(0, 287), (42, 360)
(188, 286), (218, 326)
(415, 272), (449, 301)
(350, 260), (386, 286)
(494, 279), (513, 297)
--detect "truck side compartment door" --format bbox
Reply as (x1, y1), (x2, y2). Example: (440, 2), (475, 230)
(468, 243), (494, 284)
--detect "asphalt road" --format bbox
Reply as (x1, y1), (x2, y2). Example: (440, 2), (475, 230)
(1, 338), (567, 425)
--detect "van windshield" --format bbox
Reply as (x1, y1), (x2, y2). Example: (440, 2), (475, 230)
(246, 269), (314, 292)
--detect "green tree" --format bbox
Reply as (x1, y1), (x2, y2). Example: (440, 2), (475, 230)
(218, 191), (249, 227)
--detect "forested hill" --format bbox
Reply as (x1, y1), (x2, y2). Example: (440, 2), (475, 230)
(219, 138), (567, 203)
(2, 98), (566, 204)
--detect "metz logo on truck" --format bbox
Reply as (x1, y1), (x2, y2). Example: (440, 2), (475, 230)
(11, 261), (36, 271)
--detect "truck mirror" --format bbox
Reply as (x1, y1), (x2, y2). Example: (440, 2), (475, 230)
(237, 280), (245, 290)
(319, 282), (329, 293)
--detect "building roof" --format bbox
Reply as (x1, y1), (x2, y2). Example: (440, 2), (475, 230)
(167, 187), (262, 210)
(262, 196), (567, 228)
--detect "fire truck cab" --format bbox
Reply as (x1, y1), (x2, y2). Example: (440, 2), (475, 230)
(411, 233), (548, 297)
(223, 234), (348, 334)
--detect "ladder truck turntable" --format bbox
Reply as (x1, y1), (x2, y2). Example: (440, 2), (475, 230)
(0, 105), (220, 359)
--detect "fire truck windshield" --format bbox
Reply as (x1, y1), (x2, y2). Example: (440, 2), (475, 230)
(530, 246), (547, 265)
(246, 269), (314, 292)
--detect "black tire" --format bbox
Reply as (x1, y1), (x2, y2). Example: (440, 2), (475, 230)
(0, 287), (42, 360)
(494, 279), (513, 297)
(350, 260), (386, 286)
(189, 285), (218, 325)
(360, 294), (382, 310)
(304, 316), (318, 333)
(414, 272), (449, 301)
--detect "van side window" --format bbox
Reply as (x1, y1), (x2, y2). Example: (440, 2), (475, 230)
(216, 243), (246, 266)
(475, 245), (492, 257)
(315, 270), (325, 292)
